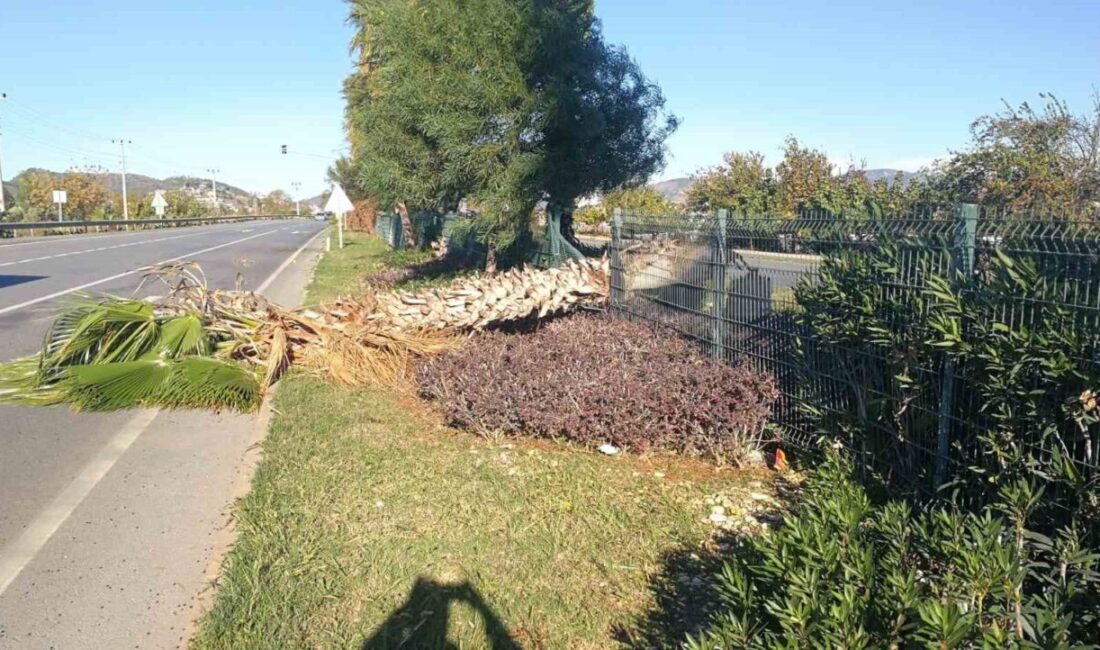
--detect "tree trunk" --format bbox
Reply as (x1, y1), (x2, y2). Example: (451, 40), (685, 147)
(395, 201), (416, 249)
(307, 258), (609, 334)
(485, 243), (498, 274)
(560, 206), (578, 245)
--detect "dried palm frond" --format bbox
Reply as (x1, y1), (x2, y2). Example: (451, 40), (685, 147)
(0, 258), (610, 413)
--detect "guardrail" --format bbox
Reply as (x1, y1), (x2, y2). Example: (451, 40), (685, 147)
(0, 214), (304, 238)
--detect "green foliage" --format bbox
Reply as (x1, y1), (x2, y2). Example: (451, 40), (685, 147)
(686, 138), (935, 218)
(794, 245), (1100, 528)
(342, 0), (675, 254)
(688, 454), (1100, 649)
(12, 167), (117, 219)
(574, 186), (679, 226)
(932, 94), (1100, 215)
(0, 297), (261, 412)
(131, 189), (207, 219)
(686, 151), (776, 215)
(687, 94), (1100, 218)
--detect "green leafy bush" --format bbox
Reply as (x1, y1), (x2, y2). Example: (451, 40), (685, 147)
(794, 243), (1100, 528)
(689, 454), (1100, 649)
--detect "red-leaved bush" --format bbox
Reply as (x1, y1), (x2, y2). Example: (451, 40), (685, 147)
(416, 314), (778, 461)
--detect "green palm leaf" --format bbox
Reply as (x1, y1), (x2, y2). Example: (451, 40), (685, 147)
(63, 360), (173, 411)
(150, 314), (211, 359)
(41, 299), (160, 372)
(0, 357), (62, 407)
(158, 358), (262, 411)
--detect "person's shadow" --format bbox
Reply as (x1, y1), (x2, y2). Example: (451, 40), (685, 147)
(361, 577), (523, 650)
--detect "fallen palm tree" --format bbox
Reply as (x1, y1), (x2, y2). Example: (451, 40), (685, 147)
(0, 259), (610, 412)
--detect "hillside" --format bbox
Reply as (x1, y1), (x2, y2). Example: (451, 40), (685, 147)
(650, 177), (693, 204)
(3, 168), (257, 213)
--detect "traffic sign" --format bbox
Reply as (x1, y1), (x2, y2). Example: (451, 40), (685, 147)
(52, 190), (67, 204)
(151, 190), (168, 217)
(324, 184), (353, 216)
(324, 184), (353, 249)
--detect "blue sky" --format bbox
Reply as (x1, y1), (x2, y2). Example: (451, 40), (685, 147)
(1, 0), (1097, 197)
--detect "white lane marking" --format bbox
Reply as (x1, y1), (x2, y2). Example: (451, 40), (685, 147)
(0, 220), (265, 250)
(256, 228), (328, 294)
(0, 225), (285, 268)
(0, 225), (320, 596)
(0, 229), (280, 317)
(0, 409), (161, 596)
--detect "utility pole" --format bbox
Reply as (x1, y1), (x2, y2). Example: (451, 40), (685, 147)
(0, 93), (7, 215)
(207, 168), (220, 210)
(291, 181), (302, 216)
(112, 139), (132, 220)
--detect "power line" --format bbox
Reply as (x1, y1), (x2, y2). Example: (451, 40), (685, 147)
(2, 96), (112, 143)
(0, 125), (114, 167)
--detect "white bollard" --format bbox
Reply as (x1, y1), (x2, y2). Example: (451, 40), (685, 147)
(326, 236), (332, 252)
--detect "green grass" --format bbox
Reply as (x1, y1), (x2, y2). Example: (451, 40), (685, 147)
(303, 231), (393, 304)
(191, 232), (766, 649)
(305, 231), (455, 304)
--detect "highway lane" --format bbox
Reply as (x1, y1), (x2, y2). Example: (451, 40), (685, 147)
(0, 219), (327, 648)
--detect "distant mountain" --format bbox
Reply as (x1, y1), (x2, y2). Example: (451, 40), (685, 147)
(4, 168), (258, 213)
(650, 177), (693, 204)
(863, 169), (920, 185)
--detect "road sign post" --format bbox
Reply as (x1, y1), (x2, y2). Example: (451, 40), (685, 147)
(52, 190), (67, 221)
(151, 190), (168, 218)
(324, 184), (354, 249)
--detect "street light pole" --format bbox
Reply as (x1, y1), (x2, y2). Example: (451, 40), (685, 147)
(0, 93), (8, 215)
(206, 168), (220, 210)
(112, 139), (132, 221)
(291, 181), (302, 216)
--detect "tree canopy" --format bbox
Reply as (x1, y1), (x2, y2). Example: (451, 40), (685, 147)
(686, 138), (930, 218)
(932, 93), (1100, 214)
(340, 0), (676, 254)
(687, 95), (1100, 219)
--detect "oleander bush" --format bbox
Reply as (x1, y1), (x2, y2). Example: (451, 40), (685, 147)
(795, 244), (1100, 524)
(417, 314), (778, 461)
(688, 453), (1100, 649)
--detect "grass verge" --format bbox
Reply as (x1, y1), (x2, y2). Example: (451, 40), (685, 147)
(191, 233), (771, 649)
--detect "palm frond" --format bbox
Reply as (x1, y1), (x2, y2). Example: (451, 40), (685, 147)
(151, 314), (211, 359)
(63, 360), (173, 411)
(42, 299), (160, 372)
(0, 356), (63, 407)
(157, 358), (262, 411)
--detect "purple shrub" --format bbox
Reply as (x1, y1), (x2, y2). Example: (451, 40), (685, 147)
(417, 314), (778, 461)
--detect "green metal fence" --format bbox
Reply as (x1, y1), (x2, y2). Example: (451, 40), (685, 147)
(609, 205), (1100, 490)
(375, 211), (454, 250)
(375, 208), (584, 268)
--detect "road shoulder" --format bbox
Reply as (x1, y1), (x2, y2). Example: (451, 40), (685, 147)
(0, 230), (327, 650)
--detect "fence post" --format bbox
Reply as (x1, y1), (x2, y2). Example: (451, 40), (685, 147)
(934, 202), (978, 487)
(549, 207), (562, 264)
(711, 209), (728, 360)
(610, 208), (624, 312)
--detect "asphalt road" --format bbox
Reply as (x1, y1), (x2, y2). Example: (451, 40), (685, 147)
(0, 219), (328, 649)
